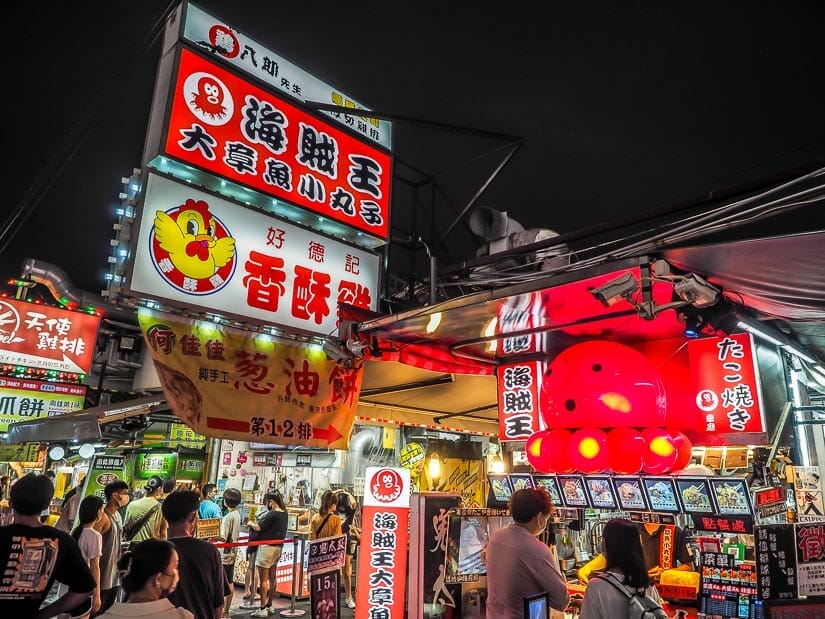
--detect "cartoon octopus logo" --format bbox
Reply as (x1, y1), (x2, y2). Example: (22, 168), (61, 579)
(369, 468), (404, 503)
(184, 72), (234, 125)
(696, 389), (719, 412)
(207, 23), (240, 58)
(150, 198), (236, 296)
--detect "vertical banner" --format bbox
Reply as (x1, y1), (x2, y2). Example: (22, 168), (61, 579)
(497, 360), (545, 441)
(355, 467), (410, 619)
(310, 571), (340, 619)
(84, 454), (127, 500)
(688, 333), (766, 436)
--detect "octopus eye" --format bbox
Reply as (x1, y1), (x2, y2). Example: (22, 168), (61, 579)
(592, 363), (602, 372)
(186, 219), (198, 236)
(565, 399), (576, 411)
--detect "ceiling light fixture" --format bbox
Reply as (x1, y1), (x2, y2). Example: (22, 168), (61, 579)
(682, 311), (704, 339)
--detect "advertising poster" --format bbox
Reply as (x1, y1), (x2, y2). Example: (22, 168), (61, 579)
(642, 477), (681, 513)
(0, 297), (99, 373)
(138, 310), (363, 449)
(675, 477), (716, 514)
(558, 475), (589, 508)
(795, 523), (825, 597)
(793, 466), (825, 523)
(310, 570), (340, 619)
(613, 476), (648, 511)
(307, 534), (346, 574)
(0, 378), (86, 433)
(584, 476), (618, 510)
(355, 467), (410, 619)
(532, 475), (562, 506)
(709, 478), (752, 516)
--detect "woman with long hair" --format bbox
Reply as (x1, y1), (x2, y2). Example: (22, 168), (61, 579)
(579, 518), (663, 618)
(247, 491), (289, 618)
(62, 494), (105, 619)
(310, 490), (342, 540)
(96, 539), (193, 618)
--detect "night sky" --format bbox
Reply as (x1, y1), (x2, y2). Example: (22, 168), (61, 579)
(3, 1), (824, 298)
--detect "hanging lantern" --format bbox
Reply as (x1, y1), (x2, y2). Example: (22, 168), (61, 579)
(641, 427), (678, 474)
(568, 427), (609, 473)
(525, 430), (553, 473)
(541, 340), (666, 429)
(539, 428), (575, 473)
(670, 431), (693, 471)
(606, 427), (646, 474)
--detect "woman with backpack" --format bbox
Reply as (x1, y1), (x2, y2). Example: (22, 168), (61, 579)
(579, 518), (668, 619)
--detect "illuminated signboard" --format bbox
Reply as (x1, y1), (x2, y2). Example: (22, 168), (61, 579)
(151, 47), (392, 241)
(497, 360), (545, 441)
(688, 333), (766, 436)
(129, 173), (379, 336)
(180, 3), (392, 150)
(0, 377), (86, 433)
(0, 297), (99, 374)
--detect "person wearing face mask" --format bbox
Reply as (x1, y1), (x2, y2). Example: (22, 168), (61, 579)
(96, 539), (193, 618)
(92, 481), (131, 617)
(486, 487), (570, 618)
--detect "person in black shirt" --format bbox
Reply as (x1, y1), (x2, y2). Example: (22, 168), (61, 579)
(0, 473), (96, 618)
(335, 490), (360, 609)
(162, 490), (230, 619)
(247, 491), (288, 618)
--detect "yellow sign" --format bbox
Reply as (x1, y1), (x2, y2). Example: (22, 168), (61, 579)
(138, 310), (363, 449)
(196, 517), (221, 539)
(0, 442), (40, 462)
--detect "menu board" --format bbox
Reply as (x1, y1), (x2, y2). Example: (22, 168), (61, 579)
(557, 475), (589, 508)
(674, 477), (716, 514)
(584, 476), (618, 510)
(709, 478), (752, 515)
(488, 475), (513, 503)
(641, 477), (681, 513)
(508, 474), (535, 492)
(532, 475), (562, 506)
(613, 476), (648, 511)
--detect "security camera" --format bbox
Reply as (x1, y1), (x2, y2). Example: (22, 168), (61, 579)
(590, 272), (639, 307)
(323, 340), (351, 363)
(346, 339), (372, 357)
(674, 273), (721, 308)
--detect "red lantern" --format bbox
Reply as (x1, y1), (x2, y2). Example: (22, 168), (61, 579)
(606, 427), (646, 474)
(525, 430), (553, 473)
(641, 427), (678, 474)
(540, 428), (574, 473)
(670, 431), (693, 471)
(568, 428), (609, 473)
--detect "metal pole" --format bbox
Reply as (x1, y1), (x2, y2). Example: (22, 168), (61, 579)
(280, 535), (306, 617)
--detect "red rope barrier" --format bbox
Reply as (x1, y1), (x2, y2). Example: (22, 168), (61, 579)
(210, 536), (293, 549)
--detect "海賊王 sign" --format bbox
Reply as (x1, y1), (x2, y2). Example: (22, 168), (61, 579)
(143, 45), (392, 243)
(179, 3), (392, 151)
(128, 173), (379, 337)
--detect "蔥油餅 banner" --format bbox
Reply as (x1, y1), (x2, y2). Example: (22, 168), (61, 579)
(355, 467), (410, 619)
(138, 310), (363, 449)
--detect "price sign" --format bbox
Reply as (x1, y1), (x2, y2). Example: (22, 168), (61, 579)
(310, 570), (340, 619)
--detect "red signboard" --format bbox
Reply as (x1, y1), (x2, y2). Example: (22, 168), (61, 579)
(497, 360), (545, 441)
(0, 297), (99, 374)
(755, 486), (786, 509)
(688, 333), (765, 435)
(162, 47), (392, 240)
(355, 467), (410, 619)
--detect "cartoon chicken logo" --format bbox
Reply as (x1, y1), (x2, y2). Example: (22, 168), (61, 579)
(151, 198), (236, 295)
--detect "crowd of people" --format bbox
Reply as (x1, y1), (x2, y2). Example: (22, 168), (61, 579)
(0, 473), (362, 619)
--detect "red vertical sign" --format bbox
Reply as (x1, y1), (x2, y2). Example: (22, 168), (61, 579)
(688, 333), (765, 435)
(355, 467), (410, 618)
(497, 360), (545, 441)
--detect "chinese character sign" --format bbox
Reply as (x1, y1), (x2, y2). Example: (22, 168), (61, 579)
(355, 467), (410, 619)
(181, 3), (392, 150)
(0, 297), (99, 374)
(796, 523), (825, 597)
(0, 377), (86, 433)
(688, 332), (766, 435)
(156, 47), (391, 240)
(129, 173), (379, 337)
(138, 310), (363, 449)
(497, 360), (545, 441)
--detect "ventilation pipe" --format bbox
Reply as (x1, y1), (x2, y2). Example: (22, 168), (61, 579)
(20, 258), (137, 322)
(342, 426), (380, 481)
